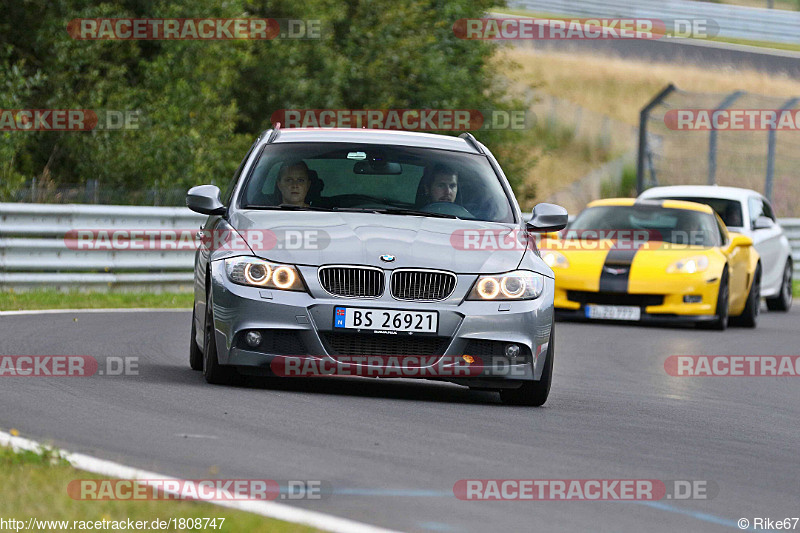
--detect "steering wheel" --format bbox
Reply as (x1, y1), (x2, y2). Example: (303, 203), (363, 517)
(421, 202), (474, 218)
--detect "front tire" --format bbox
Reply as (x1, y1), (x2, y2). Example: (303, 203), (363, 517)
(203, 292), (237, 385)
(698, 268), (728, 331)
(731, 266), (760, 328)
(189, 307), (203, 371)
(766, 261), (792, 311)
(500, 322), (554, 406)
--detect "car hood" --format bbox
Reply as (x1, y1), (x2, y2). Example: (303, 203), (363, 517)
(229, 210), (525, 273)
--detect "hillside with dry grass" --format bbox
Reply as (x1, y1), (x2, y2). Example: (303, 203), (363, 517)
(500, 47), (800, 207)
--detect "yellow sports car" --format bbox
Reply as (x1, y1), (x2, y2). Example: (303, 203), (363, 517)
(539, 199), (761, 329)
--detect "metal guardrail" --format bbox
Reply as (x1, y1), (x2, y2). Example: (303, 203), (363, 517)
(0, 203), (204, 290)
(0, 204), (797, 290)
(506, 0), (800, 44)
(783, 218), (800, 276)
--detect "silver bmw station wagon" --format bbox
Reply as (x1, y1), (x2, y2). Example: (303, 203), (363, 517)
(187, 127), (567, 406)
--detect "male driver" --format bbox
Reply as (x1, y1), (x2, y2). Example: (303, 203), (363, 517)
(277, 161), (311, 206)
(423, 164), (458, 203)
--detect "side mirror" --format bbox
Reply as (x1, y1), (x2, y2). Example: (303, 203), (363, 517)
(753, 216), (773, 230)
(729, 232), (753, 249)
(186, 185), (226, 215)
(526, 203), (569, 232)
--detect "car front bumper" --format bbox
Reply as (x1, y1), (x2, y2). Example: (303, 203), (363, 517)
(552, 273), (722, 322)
(206, 260), (555, 384)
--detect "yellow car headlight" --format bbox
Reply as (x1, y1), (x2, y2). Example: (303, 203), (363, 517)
(467, 270), (545, 301)
(542, 250), (569, 269)
(667, 255), (709, 274)
(224, 257), (305, 291)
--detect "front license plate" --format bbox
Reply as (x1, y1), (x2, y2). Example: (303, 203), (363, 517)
(333, 307), (438, 334)
(585, 305), (641, 321)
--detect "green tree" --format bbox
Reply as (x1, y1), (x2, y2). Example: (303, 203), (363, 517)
(1, 0), (533, 202)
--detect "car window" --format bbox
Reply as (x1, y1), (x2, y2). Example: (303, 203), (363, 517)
(761, 198), (776, 222)
(569, 205), (721, 246)
(715, 213), (729, 246)
(238, 142), (515, 223)
(223, 141), (258, 206)
(748, 197), (767, 229)
(649, 196), (744, 228)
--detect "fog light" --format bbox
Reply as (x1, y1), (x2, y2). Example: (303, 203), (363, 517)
(505, 344), (521, 360)
(245, 331), (262, 347)
(683, 295), (702, 303)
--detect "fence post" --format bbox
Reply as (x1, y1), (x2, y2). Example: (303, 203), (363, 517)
(547, 97), (557, 131)
(85, 179), (99, 203)
(765, 97), (800, 202)
(636, 84), (676, 194)
(708, 90), (745, 186)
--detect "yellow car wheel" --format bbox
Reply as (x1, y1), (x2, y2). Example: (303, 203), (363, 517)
(698, 268), (729, 331)
(731, 266), (760, 328)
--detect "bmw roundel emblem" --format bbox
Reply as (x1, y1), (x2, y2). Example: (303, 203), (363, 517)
(380, 254), (395, 263)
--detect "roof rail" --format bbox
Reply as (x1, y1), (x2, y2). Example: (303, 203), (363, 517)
(267, 123), (281, 143)
(458, 132), (483, 154)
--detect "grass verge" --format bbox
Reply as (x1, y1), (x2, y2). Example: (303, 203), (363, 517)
(501, 47), (800, 127)
(0, 442), (319, 532)
(0, 291), (193, 311)
(496, 46), (800, 204)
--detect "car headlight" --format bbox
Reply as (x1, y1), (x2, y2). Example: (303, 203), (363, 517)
(542, 250), (569, 269)
(224, 257), (305, 291)
(667, 255), (709, 274)
(467, 270), (545, 300)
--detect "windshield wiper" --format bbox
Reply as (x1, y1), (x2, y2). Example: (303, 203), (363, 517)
(252, 204), (334, 212)
(370, 208), (459, 219)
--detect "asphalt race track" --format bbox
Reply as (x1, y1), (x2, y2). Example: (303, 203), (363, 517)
(1, 308), (799, 532)
(509, 37), (800, 79)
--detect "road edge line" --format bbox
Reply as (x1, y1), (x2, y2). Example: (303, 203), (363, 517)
(0, 430), (400, 533)
(0, 308), (191, 316)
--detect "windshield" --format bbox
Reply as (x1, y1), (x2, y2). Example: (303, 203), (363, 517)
(649, 196), (744, 228)
(568, 205), (721, 247)
(238, 143), (514, 223)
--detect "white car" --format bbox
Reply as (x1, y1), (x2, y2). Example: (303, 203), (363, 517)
(638, 185), (792, 311)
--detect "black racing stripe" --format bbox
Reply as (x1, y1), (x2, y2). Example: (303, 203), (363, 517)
(598, 247), (639, 293)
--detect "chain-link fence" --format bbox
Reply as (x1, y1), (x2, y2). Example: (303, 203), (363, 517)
(637, 84), (800, 217)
